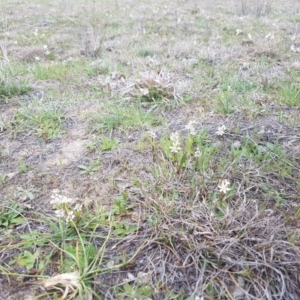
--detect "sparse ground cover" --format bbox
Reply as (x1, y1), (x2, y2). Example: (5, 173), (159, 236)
(0, 0), (300, 299)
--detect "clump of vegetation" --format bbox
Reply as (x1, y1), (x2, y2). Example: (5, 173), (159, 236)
(0, 81), (32, 99)
(135, 69), (180, 105)
(1, 0), (300, 298)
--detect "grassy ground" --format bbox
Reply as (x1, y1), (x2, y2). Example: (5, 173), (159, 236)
(1, 0), (300, 299)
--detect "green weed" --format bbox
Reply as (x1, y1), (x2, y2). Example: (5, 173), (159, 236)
(276, 83), (300, 107)
(115, 283), (152, 299)
(15, 186), (35, 200)
(18, 160), (27, 173)
(30, 63), (71, 81)
(78, 160), (100, 175)
(0, 203), (25, 228)
(9, 250), (40, 271)
(91, 101), (162, 133)
(99, 136), (119, 151)
(0, 174), (7, 184)
(0, 81), (32, 99)
(14, 106), (66, 140)
(138, 49), (155, 57)
(215, 90), (235, 114)
(112, 192), (130, 215)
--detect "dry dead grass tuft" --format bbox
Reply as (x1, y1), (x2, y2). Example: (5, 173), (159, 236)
(13, 46), (46, 63)
(238, 0), (272, 17)
(94, 180), (300, 298)
(133, 69), (184, 105)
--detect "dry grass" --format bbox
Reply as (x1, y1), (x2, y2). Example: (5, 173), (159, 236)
(0, 0), (300, 299)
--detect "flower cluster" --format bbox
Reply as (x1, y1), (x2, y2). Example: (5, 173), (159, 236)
(50, 189), (82, 223)
(170, 131), (181, 153)
(216, 124), (226, 136)
(50, 189), (73, 205)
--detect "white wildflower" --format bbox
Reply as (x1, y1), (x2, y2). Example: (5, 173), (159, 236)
(45, 50), (51, 55)
(291, 44), (300, 53)
(50, 189), (74, 205)
(170, 132), (181, 153)
(216, 125), (226, 136)
(265, 33), (274, 40)
(66, 211), (75, 223)
(236, 29), (243, 35)
(186, 121), (197, 136)
(170, 132), (180, 143)
(248, 33), (252, 40)
(61, 195), (73, 204)
(148, 130), (157, 139)
(74, 203), (82, 212)
(35, 56), (40, 61)
(218, 179), (231, 194)
(170, 143), (181, 154)
(55, 209), (65, 219)
(194, 147), (202, 158)
(33, 29), (38, 36)
(51, 189), (59, 196)
(140, 88), (149, 96)
(62, 57), (74, 64)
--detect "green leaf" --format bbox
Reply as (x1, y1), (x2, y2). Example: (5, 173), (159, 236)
(295, 207), (300, 218)
(78, 165), (88, 171)
(20, 231), (45, 247)
(113, 222), (138, 236)
(177, 152), (187, 172)
(11, 217), (25, 225)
